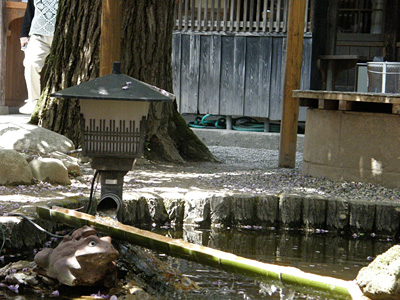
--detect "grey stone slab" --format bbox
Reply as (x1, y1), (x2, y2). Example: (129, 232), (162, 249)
(183, 192), (213, 228)
(255, 194), (279, 227)
(279, 194), (303, 229)
(349, 201), (376, 233)
(374, 203), (400, 236)
(302, 196), (328, 230)
(210, 195), (232, 227)
(326, 198), (349, 232)
(231, 195), (256, 225)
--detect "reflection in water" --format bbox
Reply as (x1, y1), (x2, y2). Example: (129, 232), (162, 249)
(154, 226), (395, 299)
(96, 209), (118, 220)
(0, 227), (395, 299)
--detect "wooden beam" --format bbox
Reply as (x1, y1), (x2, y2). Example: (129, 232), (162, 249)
(100, 0), (122, 76)
(393, 104), (400, 114)
(278, 0), (307, 168)
(293, 90), (400, 104)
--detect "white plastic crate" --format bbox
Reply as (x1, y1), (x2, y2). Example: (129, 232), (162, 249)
(367, 62), (400, 93)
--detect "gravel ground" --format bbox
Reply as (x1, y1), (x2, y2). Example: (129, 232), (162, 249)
(0, 145), (400, 206)
(128, 146), (400, 203)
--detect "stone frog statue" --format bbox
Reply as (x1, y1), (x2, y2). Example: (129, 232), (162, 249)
(34, 226), (119, 286)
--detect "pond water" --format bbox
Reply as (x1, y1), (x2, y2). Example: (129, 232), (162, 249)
(153, 226), (395, 299)
(0, 226), (395, 299)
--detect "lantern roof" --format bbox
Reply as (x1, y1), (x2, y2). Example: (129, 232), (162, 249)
(51, 62), (175, 102)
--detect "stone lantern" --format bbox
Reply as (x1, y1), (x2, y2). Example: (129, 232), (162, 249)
(51, 62), (174, 219)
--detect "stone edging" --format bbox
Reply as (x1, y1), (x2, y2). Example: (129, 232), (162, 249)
(4, 193), (400, 251)
(118, 193), (400, 237)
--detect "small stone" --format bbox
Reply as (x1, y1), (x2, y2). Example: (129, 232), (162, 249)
(29, 158), (71, 185)
(356, 245), (400, 299)
(24, 275), (39, 286)
(38, 275), (57, 286)
(0, 122), (74, 154)
(49, 151), (81, 176)
(0, 150), (33, 185)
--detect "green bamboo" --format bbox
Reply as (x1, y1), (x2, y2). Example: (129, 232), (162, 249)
(36, 206), (362, 299)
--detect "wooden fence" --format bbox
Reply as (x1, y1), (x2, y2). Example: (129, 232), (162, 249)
(172, 0), (312, 123)
(174, 0), (311, 33)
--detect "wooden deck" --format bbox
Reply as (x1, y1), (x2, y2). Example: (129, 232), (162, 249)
(293, 89), (400, 114)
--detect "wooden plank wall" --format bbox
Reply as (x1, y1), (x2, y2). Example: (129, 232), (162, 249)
(172, 32), (312, 121)
(174, 0), (311, 34)
(335, 35), (384, 90)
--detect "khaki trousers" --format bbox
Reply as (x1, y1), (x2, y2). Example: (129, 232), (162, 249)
(23, 34), (53, 101)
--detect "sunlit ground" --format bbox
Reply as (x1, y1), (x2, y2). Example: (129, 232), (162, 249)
(0, 146), (399, 211)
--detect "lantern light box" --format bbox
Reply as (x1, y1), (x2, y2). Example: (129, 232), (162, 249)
(51, 62), (174, 219)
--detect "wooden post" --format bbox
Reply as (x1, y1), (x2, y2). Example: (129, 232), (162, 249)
(309, 0), (328, 90)
(100, 0), (122, 76)
(278, 0), (307, 168)
(383, 0), (400, 61)
(324, 0), (339, 91)
(325, 0), (338, 56)
(0, 0), (8, 114)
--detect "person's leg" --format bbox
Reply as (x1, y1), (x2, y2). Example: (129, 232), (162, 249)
(20, 35), (53, 114)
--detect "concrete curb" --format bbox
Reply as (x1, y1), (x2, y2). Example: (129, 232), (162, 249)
(191, 128), (304, 152)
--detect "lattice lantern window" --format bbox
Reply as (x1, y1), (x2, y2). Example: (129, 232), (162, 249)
(79, 92), (149, 159)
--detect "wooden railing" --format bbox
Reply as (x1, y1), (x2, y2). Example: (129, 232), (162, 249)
(174, 0), (311, 33)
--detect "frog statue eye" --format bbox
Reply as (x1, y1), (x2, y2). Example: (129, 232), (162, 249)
(88, 240), (97, 247)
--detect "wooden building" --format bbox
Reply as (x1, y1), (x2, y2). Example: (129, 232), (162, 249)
(310, 0), (399, 91)
(289, 0), (400, 187)
(172, 0), (311, 126)
(172, 0), (400, 128)
(1, 0), (399, 121)
(0, 0), (27, 114)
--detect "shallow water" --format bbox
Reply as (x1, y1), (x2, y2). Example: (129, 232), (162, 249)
(0, 227), (395, 299)
(153, 226), (396, 299)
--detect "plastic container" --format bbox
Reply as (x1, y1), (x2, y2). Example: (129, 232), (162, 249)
(367, 62), (400, 93)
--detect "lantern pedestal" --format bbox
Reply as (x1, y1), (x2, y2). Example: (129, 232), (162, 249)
(91, 157), (135, 219)
(91, 157), (135, 172)
(96, 170), (127, 220)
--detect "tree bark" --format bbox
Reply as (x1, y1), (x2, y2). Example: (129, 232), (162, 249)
(36, 0), (214, 163)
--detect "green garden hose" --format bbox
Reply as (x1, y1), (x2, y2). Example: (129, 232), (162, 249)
(188, 114), (226, 129)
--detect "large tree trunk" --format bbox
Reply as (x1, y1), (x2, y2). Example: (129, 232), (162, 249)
(36, 0), (214, 163)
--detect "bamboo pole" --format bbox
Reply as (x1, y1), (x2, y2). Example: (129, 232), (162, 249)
(100, 0), (122, 76)
(36, 206), (363, 299)
(278, 0), (307, 168)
